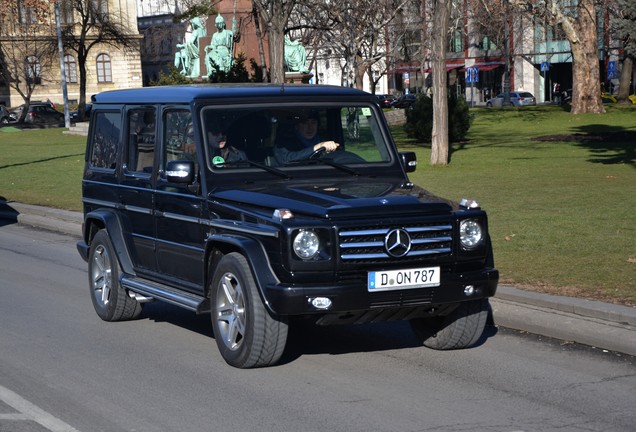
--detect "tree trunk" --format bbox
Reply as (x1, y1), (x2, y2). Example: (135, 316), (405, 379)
(268, 28), (285, 83)
(78, 49), (88, 122)
(251, 5), (268, 82)
(568, 0), (605, 114)
(430, 0), (451, 166)
(616, 56), (633, 105)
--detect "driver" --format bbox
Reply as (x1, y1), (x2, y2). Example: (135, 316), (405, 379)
(274, 112), (340, 164)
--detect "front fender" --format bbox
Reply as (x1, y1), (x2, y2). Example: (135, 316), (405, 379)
(206, 233), (281, 314)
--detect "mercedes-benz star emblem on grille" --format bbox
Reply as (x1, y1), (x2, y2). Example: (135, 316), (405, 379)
(384, 228), (412, 258)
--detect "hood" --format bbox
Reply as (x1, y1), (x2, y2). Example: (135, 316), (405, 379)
(210, 178), (454, 219)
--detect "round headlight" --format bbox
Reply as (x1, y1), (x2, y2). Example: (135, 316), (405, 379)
(459, 219), (483, 249)
(293, 230), (320, 259)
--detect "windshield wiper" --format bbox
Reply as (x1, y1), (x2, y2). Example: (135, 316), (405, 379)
(285, 158), (360, 176)
(216, 159), (292, 179)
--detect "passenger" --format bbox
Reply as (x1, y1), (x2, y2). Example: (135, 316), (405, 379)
(207, 126), (246, 165)
(274, 112), (340, 164)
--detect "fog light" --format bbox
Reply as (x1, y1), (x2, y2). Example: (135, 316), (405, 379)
(464, 285), (475, 296)
(310, 297), (332, 310)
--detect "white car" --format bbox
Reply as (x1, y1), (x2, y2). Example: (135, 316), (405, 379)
(486, 92), (536, 107)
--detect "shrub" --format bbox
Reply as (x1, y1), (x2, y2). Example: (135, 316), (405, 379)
(404, 93), (473, 143)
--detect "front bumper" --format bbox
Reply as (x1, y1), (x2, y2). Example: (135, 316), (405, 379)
(263, 267), (498, 320)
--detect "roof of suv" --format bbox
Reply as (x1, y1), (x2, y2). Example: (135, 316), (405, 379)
(92, 84), (373, 105)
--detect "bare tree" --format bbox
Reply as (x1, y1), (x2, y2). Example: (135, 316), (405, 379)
(0, 0), (56, 121)
(430, 0), (452, 165)
(61, 0), (140, 120)
(511, 0), (605, 114)
(252, 0), (297, 83)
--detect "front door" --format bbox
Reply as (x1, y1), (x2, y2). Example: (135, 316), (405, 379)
(153, 109), (206, 293)
(119, 107), (157, 274)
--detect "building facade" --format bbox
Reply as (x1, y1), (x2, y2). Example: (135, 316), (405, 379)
(0, 0), (142, 109)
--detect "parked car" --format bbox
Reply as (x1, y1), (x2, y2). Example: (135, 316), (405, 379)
(70, 103), (92, 121)
(486, 91), (536, 107)
(375, 94), (395, 108)
(391, 93), (417, 108)
(9, 102), (64, 125)
(0, 105), (9, 124)
(76, 84), (498, 368)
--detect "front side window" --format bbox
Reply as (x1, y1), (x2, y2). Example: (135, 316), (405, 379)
(199, 103), (391, 172)
(90, 112), (121, 170)
(163, 110), (195, 170)
(96, 53), (112, 83)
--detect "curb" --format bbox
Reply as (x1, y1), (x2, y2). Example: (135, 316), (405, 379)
(1, 200), (635, 356)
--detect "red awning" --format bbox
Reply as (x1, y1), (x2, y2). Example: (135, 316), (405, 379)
(459, 64), (504, 72)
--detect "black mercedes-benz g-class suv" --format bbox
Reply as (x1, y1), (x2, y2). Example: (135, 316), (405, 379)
(77, 84), (498, 368)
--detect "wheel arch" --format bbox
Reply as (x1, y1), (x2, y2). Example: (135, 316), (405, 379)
(205, 233), (280, 314)
(83, 209), (135, 275)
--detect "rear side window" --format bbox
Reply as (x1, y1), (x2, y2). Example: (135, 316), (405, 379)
(90, 111), (121, 169)
(126, 109), (156, 173)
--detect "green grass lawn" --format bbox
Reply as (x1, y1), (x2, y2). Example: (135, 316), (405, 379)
(0, 128), (85, 210)
(1, 105), (635, 305)
(394, 105), (636, 305)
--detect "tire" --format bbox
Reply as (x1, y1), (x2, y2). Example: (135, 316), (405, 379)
(88, 230), (142, 321)
(486, 102), (492, 108)
(210, 253), (288, 368)
(410, 299), (489, 350)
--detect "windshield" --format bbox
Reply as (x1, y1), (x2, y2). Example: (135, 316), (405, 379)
(200, 104), (392, 172)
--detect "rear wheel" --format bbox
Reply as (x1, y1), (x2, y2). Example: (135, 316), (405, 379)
(210, 253), (288, 368)
(88, 230), (142, 321)
(410, 299), (489, 350)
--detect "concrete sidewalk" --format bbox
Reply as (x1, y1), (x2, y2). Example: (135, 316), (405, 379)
(2, 200), (635, 357)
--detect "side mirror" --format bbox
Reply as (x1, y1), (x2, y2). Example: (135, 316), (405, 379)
(400, 151), (417, 173)
(165, 160), (195, 184)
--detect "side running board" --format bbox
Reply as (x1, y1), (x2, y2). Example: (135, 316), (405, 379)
(121, 275), (208, 313)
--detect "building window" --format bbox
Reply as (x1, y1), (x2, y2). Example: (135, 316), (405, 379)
(90, 0), (109, 22)
(25, 56), (41, 84)
(64, 55), (77, 83)
(96, 53), (112, 83)
(18, 0), (37, 24)
(60, 0), (74, 25)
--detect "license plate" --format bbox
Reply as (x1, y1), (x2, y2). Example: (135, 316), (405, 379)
(368, 267), (440, 292)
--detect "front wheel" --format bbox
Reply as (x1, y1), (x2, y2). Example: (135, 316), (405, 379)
(88, 230), (142, 321)
(410, 299), (489, 350)
(210, 253), (288, 368)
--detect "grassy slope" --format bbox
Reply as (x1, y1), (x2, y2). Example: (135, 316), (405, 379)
(396, 105), (636, 304)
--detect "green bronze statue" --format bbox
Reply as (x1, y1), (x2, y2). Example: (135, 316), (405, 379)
(174, 17), (206, 78)
(205, 14), (237, 76)
(284, 35), (309, 74)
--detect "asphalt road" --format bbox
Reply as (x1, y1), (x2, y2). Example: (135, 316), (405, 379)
(2, 223), (636, 432)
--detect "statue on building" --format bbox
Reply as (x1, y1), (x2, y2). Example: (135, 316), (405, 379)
(205, 14), (237, 77)
(174, 17), (206, 78)
(284, 35), (309, 74)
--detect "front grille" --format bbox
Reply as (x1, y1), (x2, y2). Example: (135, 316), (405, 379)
(338, 223), (452, 264)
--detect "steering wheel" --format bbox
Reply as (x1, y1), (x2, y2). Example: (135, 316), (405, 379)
(309, 147), (327, 159)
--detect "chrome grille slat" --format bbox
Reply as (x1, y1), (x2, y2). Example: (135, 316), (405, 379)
(338, 223), (453, 263)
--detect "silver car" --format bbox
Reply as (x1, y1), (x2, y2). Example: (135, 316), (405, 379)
(486, 91), (536, 107)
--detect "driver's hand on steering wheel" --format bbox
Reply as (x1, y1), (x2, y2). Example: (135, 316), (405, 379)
(314, 141), (340, 153)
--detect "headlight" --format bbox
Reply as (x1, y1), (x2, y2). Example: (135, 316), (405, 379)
(459, 219), (483, 250)
(293, 229), (320, 259)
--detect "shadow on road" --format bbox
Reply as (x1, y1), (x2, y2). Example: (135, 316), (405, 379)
(140, 299), (499, 366)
